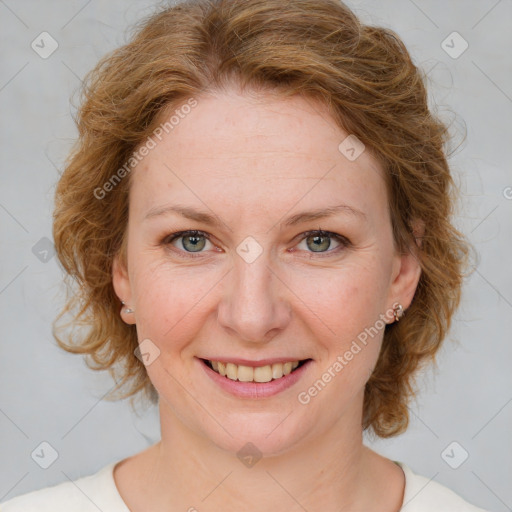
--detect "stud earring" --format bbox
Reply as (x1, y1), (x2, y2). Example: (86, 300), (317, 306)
(121, 301), (134, 314)
(393, 303), (404, 322)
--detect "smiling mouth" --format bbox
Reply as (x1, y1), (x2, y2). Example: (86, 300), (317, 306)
(201, 358), (311, 383)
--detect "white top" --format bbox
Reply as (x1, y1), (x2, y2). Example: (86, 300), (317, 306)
(0, 460), (489, 511)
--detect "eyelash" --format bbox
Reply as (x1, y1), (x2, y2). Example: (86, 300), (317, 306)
(162, 228), (351, 259)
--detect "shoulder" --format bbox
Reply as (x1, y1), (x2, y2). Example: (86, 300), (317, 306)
(397, 462), (489, 512)
(0, 461), (128, 512)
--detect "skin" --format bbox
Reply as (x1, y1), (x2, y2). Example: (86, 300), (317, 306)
(112, 87), (422, 511)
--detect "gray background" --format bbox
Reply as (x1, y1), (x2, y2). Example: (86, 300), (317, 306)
(0, 0), (511, 510)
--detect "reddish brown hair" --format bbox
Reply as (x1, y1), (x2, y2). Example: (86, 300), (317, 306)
(53, 0), (470, 437)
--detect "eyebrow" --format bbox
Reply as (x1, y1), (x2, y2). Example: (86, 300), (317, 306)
(144, 203), (366, 227)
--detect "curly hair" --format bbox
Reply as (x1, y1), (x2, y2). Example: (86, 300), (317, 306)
(52, 0), (470, 437)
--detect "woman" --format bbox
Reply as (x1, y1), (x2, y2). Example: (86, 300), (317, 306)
(1, 0), (490, 510)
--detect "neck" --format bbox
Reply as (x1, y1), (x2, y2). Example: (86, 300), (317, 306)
(134, 400), (386, 511)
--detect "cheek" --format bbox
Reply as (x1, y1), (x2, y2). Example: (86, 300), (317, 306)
(294, 258), (391, 397)
(129, 257), (223, 355)
(297, 267), (388, 404)
(294, 255), (391, 337)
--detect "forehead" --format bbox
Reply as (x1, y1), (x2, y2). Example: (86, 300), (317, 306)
(129, 90), (387, 223)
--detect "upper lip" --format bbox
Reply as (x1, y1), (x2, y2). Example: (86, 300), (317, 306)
(199, 356), (311, 367)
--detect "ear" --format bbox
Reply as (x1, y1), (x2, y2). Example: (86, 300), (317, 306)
(387, 220), (424, 315)
(112, 252), (136, 325)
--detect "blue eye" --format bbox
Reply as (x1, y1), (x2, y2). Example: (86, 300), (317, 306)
(163, 229), (350, 258)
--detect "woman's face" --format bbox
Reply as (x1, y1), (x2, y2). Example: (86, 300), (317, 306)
(113, 88), (420, 455)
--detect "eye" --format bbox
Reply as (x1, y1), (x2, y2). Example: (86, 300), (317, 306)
(164, 230), (215, 256)
(295, 229), (350, 255)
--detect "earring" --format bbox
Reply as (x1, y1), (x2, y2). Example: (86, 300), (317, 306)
(393, 303), (404, 322)
(121, 301), (134, 314)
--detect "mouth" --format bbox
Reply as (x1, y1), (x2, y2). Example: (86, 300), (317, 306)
(200, 358), (312, 383)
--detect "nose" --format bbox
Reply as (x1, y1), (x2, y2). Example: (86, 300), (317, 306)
(217, 252), (292, 345)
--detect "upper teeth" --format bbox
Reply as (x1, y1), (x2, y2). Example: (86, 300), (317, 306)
(210, 360), (300, 382)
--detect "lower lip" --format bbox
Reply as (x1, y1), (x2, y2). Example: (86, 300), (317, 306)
(197, 358), (313, 399)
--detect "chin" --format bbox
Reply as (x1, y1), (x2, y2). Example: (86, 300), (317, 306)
(199, 411), (314, 459)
